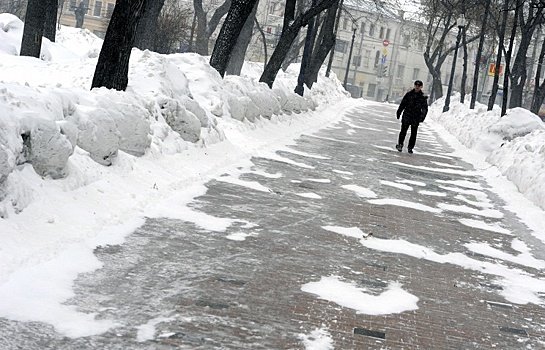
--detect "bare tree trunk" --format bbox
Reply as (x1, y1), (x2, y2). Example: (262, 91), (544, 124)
(460, 24), (468, 103)
(193, 0), (231, 55)
(43, 0), (58, 42)
(91, 0), (146, 91)
(305, 0), (338, 89)
(210, 0), (259, 77)
(531, 37), (545, 114)
(259, 0), (337, 88)
(134, 0), (165, 51)
(497, 0), (519, 115)
(509, 0), (544, 108)
(488, 0), (509, 111)
(253, 17), (268, 66)
(20, 0), (47, 58)
(470, 0), (491, 109)
(225, 0), (259, 76)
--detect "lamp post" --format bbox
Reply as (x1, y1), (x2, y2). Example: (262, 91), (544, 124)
(443, 14), (466, 112)
(343, 22), (357, 92)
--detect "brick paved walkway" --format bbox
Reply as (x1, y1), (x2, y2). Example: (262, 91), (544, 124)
(2, 100), (545, 349)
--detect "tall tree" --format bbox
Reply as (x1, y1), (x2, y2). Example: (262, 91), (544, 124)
(225, 0), (259, 76)
(20, 0), (47, 58)
(500, 0), (519, 115)
(134, 0), (165, 51)
(530, 36), (545, 114)
(43, 0), (58, 42)
(259, 0), (338, 88)
(91, 0), (147, 91)
(470, 0), (491, 109)
(305, 0), (339, 89)
(193, 0), (231, 55)
(209, 0), (259, 77)
(488, 0), (511, 112)
(508, 0), (544, 108)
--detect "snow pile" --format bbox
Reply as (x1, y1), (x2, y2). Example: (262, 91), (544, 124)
(0, 13), (349, 217)
(429, 93), (545, 211)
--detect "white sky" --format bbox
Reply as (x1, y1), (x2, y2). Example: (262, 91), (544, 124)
(1, 11), (545, 347)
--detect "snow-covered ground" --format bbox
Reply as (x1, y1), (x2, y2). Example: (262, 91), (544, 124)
(1, 12), (545, 344)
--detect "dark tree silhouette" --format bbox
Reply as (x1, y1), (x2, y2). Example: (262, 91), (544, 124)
(91, 0), (147, 91)
(305, 0), (339, 89)
(209, 0), (259, 77)
(20, 0), (47, 58)
(193, 0), (231, 55)
(43, 0), (58, 42)
(259, 0), (337, 88)
(134, 0), (165, 51)
(225, 0), (258, 76)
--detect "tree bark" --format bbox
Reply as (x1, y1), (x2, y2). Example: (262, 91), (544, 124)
(20, 0), (47, 58)
(43, 0), (58, 42)
(193, 0), (231, 55)
(225, 0), (259, 76)
(305, 1), (338, 89)
(134, 0), (165, 51)
(509, 0), (544, 108)
(530, 37), (545, 114)
(470, 0), (491, 109)
(259, 0), (337, 88)
(488, 0), (509, 111)
(91, 0), (146, 91)
(460, 25), (468, 103)
(210, 0), (259, 77)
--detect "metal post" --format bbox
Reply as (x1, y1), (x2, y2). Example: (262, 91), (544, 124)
(343, 25), (357, 91)
(443, 16), (465, 113)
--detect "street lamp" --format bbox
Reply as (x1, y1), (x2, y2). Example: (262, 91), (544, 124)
(443, 14), (466, 112)
(343, 22), (358, 92)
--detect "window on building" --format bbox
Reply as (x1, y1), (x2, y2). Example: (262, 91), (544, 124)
(386, 28), (391, 40)
(106, 3), (114, 18)
(397, 65), (405, 79)
(266, 27), (272, 33)
(374, 50), (380, 66)
(360, 23), (365, 34)
(268, 2), (276, 14)
(93, 1), (102, 16)
(412, 68), (420, 80)
(369, 24), (375, 37)
(353, 56), (361, 67)
(363, 50), (371, 67)
(379, 27), (384, 38)
(336, 40), (348, 53)
(403, 34), (410, 47)
(69, 0), (76, 10)
(343, 18), (348, 30)
(367, 83), (376, 97)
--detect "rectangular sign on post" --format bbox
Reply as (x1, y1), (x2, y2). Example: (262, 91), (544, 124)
(488, 63), (504, 76)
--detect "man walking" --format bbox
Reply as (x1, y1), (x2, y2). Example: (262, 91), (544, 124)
(396, 80), (428, 154)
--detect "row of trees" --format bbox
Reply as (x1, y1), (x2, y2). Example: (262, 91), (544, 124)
(419, 0), (545, 116)
(10, 0), (545, 117)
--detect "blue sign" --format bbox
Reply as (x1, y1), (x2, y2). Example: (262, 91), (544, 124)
(381, 56), (386, 64)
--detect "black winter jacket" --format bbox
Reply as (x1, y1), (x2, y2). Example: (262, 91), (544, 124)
(397, 89), (428, 124)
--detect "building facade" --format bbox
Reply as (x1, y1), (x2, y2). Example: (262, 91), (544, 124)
(58, 0), (116, 38)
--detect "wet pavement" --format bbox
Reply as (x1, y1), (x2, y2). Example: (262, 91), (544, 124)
(2, 101), (545, 349)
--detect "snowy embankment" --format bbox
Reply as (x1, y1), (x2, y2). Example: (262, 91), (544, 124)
(0, 13), (352, 285)
(428, 93), (545, 213)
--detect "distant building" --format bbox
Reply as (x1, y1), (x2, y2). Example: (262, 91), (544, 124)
(58, 0), (116, 39)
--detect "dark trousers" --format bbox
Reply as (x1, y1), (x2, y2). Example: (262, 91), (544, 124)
(398, 122), (419, 150)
